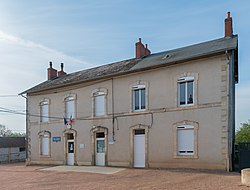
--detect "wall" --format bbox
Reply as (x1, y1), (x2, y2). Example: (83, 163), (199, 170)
(27, 54), (229, 169)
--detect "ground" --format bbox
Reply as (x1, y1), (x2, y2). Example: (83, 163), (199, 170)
(0, 163), (248, 190)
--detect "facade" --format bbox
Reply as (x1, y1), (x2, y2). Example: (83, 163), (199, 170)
(0, 137), (26, 163)
(22, 13), (238, 171)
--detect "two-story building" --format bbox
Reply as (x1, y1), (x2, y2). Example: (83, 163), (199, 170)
(21, 12), (238, 171)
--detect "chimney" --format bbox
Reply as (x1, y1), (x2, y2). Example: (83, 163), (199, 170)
(225, 12), (233, 37)
(135, 38), (151, 58)
(47, 61), (57, 80)
(57, 63), (67, 77)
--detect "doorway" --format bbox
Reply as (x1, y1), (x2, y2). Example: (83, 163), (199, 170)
(67, 133), (74, 165)
(133, 129), (145, 168)
(95, 132), (105, 166)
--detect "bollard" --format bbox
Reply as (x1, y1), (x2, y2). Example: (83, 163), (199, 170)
(241, 168), (250, 186)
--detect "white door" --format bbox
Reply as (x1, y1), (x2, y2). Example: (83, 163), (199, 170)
(67, 140), (74, 165)
(134, 132), (145, 168)
(96, 138), (105, 166)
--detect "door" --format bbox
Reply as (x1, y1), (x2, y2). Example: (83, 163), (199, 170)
(134, 129), (145, 168)
(67, 140), (74, 165)
(96, 136), (105, 166)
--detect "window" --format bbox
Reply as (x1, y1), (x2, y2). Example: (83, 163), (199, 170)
(65, 96), (75, 119)
(178, 77), (194, 106)
(94, 92), (105, 116)
(177, 125), (194, 156)
(91, 88), (107, 117)
(19, 147), (26, 152)
(40, 100), (49, 122)
(132, 85), (146, 111)
(38, 131), (51, 157)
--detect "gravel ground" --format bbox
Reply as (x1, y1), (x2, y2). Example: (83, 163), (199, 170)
(0, 162), (248, 190)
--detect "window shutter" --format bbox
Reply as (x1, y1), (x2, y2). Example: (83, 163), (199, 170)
(66, 100), (74, 118)
(178, 129), (194, 155)
(42, 137), (49, 156)
(41, 104), (49, 122)
(95, 95), (105, 116)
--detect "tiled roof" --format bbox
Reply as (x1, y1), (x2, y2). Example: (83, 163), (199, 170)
(22, 36), (238, 94)
(0, 137), (25, 148)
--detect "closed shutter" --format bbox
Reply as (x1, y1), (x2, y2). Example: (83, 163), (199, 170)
(66, 100), (74, 118)
(42, 137), (49, 156)
(178, 128), (194, 155)
(41, 104), (49, 122)
(95, 95), (105, 116)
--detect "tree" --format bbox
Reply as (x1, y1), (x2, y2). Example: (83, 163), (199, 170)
(0, 124), (25, 137)
(235, 120), (250, 143)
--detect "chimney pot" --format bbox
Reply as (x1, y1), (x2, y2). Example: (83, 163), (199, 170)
(58, 63), (67, 77)
(61, 63), (64, 71)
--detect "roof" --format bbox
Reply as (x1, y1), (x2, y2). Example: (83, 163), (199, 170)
(0, 137), (25, 148)
(22, 36), (238, 95)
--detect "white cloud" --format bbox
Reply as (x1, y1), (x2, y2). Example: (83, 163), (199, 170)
(0, 30), (92, 131)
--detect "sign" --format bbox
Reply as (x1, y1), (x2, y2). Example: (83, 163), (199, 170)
(53, 137), (61, 142)
(79, 144), (85, 149)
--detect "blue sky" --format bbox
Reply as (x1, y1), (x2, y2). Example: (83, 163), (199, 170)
(0, 0), (249, 132)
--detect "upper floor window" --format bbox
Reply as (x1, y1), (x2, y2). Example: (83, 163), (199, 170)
(178, 76), (194, 106)
(132, 85), (146, 111)
(92, 88), (107, 117)
(65, 96), (76, 119)
(94, 92), (105, 116)
(40, 99), (49, 122)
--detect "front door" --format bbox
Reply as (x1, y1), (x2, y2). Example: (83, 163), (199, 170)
(95, 132), (105, 166)
(67, 140), (74, 165)
(134, 129), (145, 168)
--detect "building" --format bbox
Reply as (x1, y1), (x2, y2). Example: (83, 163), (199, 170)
(21, 12), (238, 171)
(0, 137), (26, 163)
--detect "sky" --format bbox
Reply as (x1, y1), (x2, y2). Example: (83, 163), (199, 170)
(0, 0), (249, 133)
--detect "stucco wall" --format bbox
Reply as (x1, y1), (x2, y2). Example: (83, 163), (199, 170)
(27, 54), (229, 170)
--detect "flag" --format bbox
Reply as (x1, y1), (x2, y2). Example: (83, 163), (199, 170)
(69, 116), (73, 125)
(64, 117), (67, 125)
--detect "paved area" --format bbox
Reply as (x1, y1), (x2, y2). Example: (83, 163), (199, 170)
(40, 165), (126, 174)
(0, 162), (249, 190)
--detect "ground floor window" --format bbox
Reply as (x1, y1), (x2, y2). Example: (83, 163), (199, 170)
(39, 131), (51, 157)
(177, 126), (194, 156)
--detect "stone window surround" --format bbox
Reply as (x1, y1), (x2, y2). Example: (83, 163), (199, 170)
(38, 130), (51, 158)
(91, 88), (108, 117)
(173, 120), (199, 159)
(129, 81), (149, 113)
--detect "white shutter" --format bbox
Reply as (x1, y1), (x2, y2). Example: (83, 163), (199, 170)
(66, 100), (74, 118)
(95, 95), (105, 116)
(178, 128), (194, 155)
(41, 104), (49, 122)
(42, 137), (49, 156)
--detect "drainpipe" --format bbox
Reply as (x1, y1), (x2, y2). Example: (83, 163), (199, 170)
(20, 94), (29, 165)
(228, 50), (235, 171)
(111, 78), (115, 142)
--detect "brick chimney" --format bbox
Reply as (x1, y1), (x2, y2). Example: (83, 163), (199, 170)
(57, 63), (67, 77)
(225, 12), (233, 37)
(135, 38), (151, 58)
(47, 61), (57, 80)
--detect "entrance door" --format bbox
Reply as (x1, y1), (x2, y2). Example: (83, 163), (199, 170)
(95, 132), (105, 166)
(134, 129), (145, 168)
(67, 140), (74, 165)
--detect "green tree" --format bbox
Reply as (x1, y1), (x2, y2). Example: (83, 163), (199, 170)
(235, 120), (250, 143)
(0, 124), (25, 137)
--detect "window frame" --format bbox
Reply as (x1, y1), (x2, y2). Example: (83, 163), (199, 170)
(178, 76), (194, 107)
(64, 94), (76, 119)
(38, 131), (51, 157)
(91, 88), (108, 117)
(173, 121), (198, 159)
(132, 85), (146, 112)
(39, 99), (50, 123)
